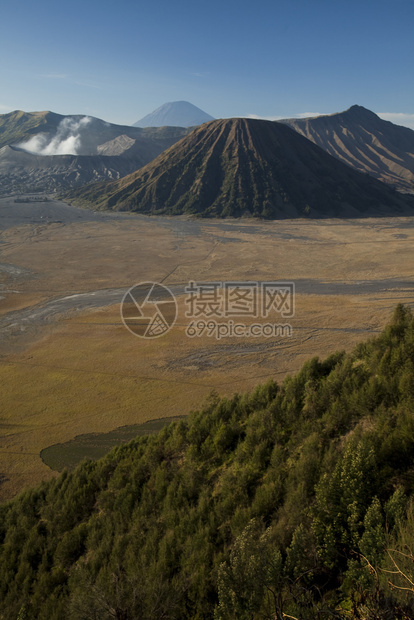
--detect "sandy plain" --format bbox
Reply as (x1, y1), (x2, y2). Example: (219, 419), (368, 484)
(1, 195), (414, 500)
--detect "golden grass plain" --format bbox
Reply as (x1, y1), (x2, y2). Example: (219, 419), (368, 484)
(1, 209), (414, 499)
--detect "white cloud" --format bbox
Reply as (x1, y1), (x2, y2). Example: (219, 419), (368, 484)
(245, 114), (284, 121)
(295, 112), (324, 118)
(245, 112), (324, 121)
(377, 113), (414, 130)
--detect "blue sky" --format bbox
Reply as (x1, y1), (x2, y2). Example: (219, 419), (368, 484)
(1, 0), (413, 128)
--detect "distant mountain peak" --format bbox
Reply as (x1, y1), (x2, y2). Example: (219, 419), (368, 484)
(347, 104), (371, 112)
(133, 101), (214, 128)
(343, 104), (380, 119)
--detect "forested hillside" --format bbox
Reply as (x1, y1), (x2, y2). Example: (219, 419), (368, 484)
(1, 305), (414, 619)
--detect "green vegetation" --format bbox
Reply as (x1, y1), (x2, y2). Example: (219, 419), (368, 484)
(2, 305), (414, 618)
(41, 417), (185, 472)
(0, 110), (61, 149)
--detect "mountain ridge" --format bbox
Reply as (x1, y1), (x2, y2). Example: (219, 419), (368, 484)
(2, 105), (414, 198)
(0, 110), (191, 155)
(280, 105), (414, 193)
(67, 117), (414, 218)
(0, 111), (191, 193)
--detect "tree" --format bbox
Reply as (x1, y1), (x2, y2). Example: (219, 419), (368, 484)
(215, 519), (286, 620)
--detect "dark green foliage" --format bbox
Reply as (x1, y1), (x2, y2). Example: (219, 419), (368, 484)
(41, 416), (185, 472)
(1, 305), (414, 618)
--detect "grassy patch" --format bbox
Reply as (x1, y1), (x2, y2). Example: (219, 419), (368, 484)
(41, 416), (185, 471)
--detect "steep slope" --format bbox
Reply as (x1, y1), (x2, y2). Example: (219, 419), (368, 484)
(1, 306), (414, 619)
(133, 100), (214, 128)
(280, 105), (414, 193)
(68, 117), (414, 218)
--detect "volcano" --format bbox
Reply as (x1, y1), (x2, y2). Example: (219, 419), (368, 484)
(133, 101), (214, 128)
(67, 117), (414, 219)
